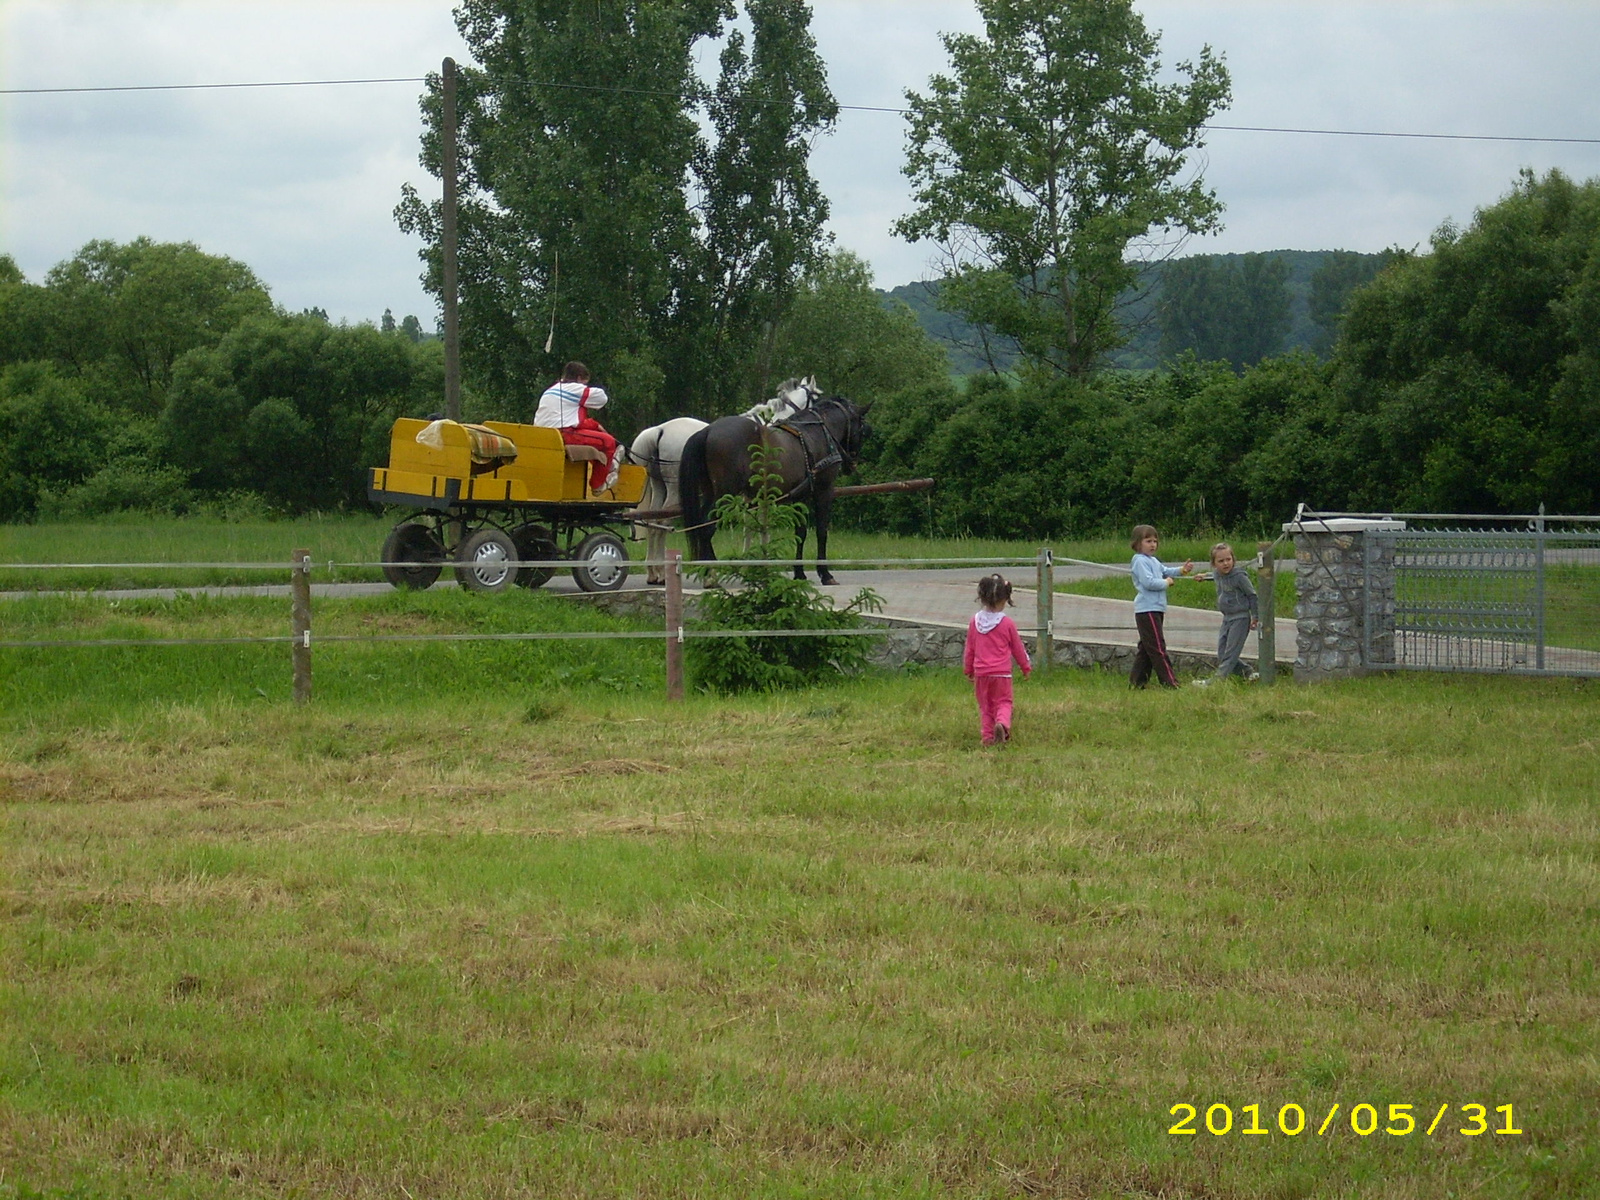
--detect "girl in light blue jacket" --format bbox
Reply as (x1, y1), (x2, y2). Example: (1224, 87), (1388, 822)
(1129, 524), (1192, 688)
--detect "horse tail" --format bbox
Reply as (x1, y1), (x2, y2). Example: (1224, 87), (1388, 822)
(677, 425), (715, 564)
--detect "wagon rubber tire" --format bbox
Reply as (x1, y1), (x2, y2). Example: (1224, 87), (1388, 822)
(455, 529), (519, 594)
(381, 522), (445, 591)
(571, 532), (630, 593)
(509, 523), (558, 590)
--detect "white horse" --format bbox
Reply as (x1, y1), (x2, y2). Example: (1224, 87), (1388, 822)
(629, 417), (706, 584)
(741, 374), (821, 425)
(628, 377), (821, 584)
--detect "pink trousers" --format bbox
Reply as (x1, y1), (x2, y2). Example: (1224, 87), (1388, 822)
(973, 675), (1014, 745)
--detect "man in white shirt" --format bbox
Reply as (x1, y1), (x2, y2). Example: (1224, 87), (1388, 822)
(535, 361), (620, 492)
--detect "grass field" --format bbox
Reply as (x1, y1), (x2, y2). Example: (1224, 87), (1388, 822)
(2, 589), (1596, 1198)
(1546, 565), (1600, 652)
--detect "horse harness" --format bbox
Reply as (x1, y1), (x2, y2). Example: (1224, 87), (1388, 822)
(771, 405), (851, 498)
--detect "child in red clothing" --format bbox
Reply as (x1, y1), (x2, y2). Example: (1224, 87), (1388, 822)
(963, 574), (1032, 746)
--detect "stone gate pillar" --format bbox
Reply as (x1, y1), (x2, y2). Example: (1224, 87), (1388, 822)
(1283, 517), (1405, 682)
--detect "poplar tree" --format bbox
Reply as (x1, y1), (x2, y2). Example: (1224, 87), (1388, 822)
(398, 0), (720, 430)
(397, 0), (836, 429)
(685, 0), (838, 409)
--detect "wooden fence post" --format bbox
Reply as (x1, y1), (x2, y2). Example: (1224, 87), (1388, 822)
(1257, 541), (1276, 685)
(291, 549), (312, 705)
(665, 548), (685, 701)
(1035, 547), (1053, 674)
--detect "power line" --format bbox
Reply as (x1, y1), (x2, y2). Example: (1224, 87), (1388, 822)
(2, 74), (1598, 146)
(0, 77), (426, 95)
(1206, 123), (1600, 147)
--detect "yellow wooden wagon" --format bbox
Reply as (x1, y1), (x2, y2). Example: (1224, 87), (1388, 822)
(367, 417), (647, 593)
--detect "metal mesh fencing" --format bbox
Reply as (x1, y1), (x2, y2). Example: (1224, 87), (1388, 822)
(1365, 519), (1600, 676)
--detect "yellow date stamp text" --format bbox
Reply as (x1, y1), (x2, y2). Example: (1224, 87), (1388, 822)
(1167, 1102), (1523, 1139)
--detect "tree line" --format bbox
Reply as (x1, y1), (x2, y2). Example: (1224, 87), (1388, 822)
(0, 238), (943, 521)
(883, 248), (1399, 376)
(850, 169), (1600, 536)
(1, 0), (1231, 525)
(0, 238), (446, 520)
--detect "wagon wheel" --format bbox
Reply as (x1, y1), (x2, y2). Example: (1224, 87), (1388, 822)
(455, 528), (519, 594)
(571, 531), (630, 593)
(509, 522), (558, 590)
(381, 522), (445, 590)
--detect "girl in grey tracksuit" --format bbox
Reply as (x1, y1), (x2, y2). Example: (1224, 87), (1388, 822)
(1199, 543), (1259, 684)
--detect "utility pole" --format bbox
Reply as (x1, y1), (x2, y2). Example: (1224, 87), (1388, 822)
(441, 57), (462, 421)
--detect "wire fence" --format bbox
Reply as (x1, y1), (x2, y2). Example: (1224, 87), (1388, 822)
(0, 553), (1127, 645)
(0, 547), (1304, 701)
(0, 555), (1130, 572)
(0, 628), (891, 650)
(0, 555), (1070, 687)
(15, 522), (1585, 683)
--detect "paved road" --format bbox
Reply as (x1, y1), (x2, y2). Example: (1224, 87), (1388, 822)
(2, 560), (1297, 663)
(822, 566), (1296, 664)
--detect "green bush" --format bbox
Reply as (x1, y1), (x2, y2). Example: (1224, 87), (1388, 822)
(688, 447), (882, 693)
(691, 572), (882, 693)
(0, 362), (114, 520)
(35, 462), (192, 520)
(160, 314), (428, 513)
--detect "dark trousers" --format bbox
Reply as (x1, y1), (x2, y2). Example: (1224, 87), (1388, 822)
(1131, 610), (1179, 689)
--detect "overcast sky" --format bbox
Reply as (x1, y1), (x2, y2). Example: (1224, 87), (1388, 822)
(4, 0), (1600, 325)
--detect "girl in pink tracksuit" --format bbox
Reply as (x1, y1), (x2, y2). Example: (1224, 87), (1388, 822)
(963, 574), (1031, 746)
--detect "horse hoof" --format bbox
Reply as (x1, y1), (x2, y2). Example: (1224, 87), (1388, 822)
(819, 575), (838, 586)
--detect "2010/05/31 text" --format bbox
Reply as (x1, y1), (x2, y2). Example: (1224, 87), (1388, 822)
(1168, 1103), (1522, 1138)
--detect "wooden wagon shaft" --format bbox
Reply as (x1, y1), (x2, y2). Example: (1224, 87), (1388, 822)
(835, 477), (935, 498)
(625, 478), (935, 523)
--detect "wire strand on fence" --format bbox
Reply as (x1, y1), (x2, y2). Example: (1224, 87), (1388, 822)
(0, 556), (1132, 573)
(0, 621), (1246, 651)
(317, 557), (1120, 570)
(0, 627), (907, 650)
(0, 562), (341, 570)
(0, 552), (1227, 656)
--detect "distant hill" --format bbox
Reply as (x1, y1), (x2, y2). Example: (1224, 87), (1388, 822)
(879, 249), (1388, 374)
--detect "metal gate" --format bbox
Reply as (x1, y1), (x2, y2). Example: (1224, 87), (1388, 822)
(1364, 521), (1600, 677)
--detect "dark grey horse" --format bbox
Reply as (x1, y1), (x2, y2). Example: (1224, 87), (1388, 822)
(677, 395), (869, 585)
